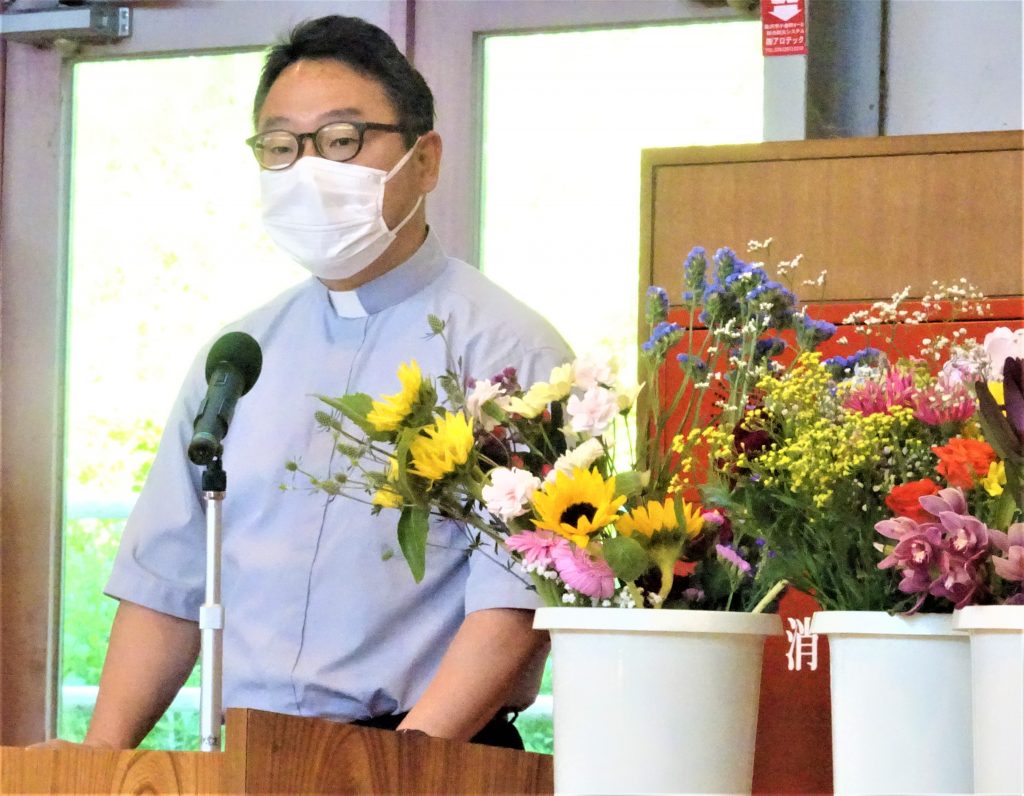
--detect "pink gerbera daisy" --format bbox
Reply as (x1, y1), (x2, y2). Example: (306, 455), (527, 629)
(551, 543), (616, 598)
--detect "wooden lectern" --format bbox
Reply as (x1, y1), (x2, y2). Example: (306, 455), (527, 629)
(0, 708), (554, 794)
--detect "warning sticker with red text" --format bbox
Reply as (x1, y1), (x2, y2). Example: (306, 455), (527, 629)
(762, 0), (807, 56)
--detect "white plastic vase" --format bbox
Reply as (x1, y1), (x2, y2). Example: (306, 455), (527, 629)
(810, 611), (973, 795)
(533, 608), (782, 796)
(953, 605), (1024, 795)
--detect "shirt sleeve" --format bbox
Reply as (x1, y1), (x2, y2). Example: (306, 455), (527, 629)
(462, 337), (573, 614)
(103, 350), (209, 621)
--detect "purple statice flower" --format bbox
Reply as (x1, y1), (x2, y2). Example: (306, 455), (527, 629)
(824, 347), (884, 379)
(797, 316), (837, 348)
(645, 285), (670, 325)
(754, 336), (786, 362)
(488, 366), (520, 394)
(713, 247), (746, 282)
(641, 321), (683, 354)
(682, 247), (708, 295)
(716, 544), (752, 575)
(677, 353), (709, 380)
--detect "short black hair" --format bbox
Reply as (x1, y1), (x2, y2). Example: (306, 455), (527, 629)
(253, 15), (434, 148)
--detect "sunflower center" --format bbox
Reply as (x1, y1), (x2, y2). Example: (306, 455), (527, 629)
(560, 502), (598, 527)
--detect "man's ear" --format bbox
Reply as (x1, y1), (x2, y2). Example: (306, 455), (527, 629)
(415, 131), (442, 193)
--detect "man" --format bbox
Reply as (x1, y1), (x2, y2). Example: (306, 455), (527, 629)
(83, 15), (570, 750)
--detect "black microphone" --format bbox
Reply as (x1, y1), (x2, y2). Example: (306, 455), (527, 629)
(188, 332), (263, 466)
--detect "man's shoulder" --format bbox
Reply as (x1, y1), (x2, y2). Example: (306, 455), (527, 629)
(220, 277), (321, 336)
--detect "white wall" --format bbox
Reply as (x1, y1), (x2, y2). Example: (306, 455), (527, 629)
(885, 0), (1023, 134)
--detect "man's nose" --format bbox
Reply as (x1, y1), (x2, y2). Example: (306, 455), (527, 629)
(297, 135), (318, 159)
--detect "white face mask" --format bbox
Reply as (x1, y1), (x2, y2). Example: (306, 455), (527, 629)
(259, 143), (423, 281)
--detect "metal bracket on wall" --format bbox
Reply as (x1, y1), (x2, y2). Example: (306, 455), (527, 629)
(0, 3), (130, 45)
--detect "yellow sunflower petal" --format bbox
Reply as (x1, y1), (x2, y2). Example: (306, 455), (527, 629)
(408, 412), (475, 482)
(532, 467), (625, 545)
(367, 360), (423, 432)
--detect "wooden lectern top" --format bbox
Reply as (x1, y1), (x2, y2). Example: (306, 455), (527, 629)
(0, 708), (554, 794)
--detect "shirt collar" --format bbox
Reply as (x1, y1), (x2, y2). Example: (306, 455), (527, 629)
(328, 230), (447, 318)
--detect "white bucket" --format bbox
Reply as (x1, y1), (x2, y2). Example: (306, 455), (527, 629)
(954, 605), (1024, 795)
(534, 608), (782, 796)
(811, 611), (973, 795)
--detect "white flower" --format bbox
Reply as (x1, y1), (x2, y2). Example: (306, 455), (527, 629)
(614, 381), (643, 413)
(566, 386), (619, 436)
(983, 326), (1024, 380)
(482, 467), (542, 523)
(465, 379), (507, 432)
(546, 437), (606, 483)
(572, 352), (617, 391)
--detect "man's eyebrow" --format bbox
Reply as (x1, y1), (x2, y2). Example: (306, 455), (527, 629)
(259, 108), (366, 132)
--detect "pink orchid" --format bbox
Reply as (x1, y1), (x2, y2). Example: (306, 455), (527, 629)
(918, 486), (969, 517)
(551, 543), (616, 598)
(936, 511), (990, 561)
(505, 529), (565, 568)
(929, 551), (984, 608)
(876, 518), (943, 571)
(990, 523), (1024, 582)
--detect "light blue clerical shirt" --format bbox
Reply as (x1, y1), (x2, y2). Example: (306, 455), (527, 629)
(105, 231), (571, 721)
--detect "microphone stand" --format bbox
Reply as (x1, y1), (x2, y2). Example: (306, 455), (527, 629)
(199, 456), (226, 752)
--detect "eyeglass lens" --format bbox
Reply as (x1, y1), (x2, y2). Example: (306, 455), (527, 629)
(253, 122), (362, 169)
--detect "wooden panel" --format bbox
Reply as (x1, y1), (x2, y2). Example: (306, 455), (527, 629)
(0, 747), (225, 794)
(641, 131), (1024, 305)
(231, 709), (553, 795)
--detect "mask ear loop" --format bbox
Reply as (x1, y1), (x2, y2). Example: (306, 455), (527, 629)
(381, 136), (425, 230)
(383, 136), (422, 183)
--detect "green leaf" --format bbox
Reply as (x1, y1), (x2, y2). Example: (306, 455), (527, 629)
(602, 534), (650, 582)
(613, 470), (646, 500)
(482, 400), (508, 424)
(398, 505), (430, 583)
(316, 393), (390, 441)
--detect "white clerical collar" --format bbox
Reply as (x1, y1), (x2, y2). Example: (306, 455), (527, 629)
(327, 289), (369, 318)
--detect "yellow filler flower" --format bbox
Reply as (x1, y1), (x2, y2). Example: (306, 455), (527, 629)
(367, 360), (422, 433)
(372, 457), (404, 509)
(408, 412), (475, 482)
(531, 467), (625, 548)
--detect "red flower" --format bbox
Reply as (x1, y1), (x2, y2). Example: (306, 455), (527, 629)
(885, 478), (942, 523)
(932, 438), (997, 489)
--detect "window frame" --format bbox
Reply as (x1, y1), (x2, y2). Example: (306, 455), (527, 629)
(0, 0), (405, 744)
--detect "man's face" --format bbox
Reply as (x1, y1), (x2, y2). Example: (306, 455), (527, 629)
(256, 58), (437, 232)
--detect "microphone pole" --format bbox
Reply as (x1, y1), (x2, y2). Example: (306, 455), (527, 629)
(199, 455), (226, 752)
(188, 330), (261, 752)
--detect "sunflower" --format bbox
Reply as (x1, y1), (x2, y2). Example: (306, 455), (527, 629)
(367, 360), (423, 433)
(614, 497), (680, 538)
(408, 412), (475, 482)
(531, 467), (625, 548)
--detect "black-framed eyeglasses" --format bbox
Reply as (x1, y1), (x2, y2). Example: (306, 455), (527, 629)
(245, 121), (411, 171)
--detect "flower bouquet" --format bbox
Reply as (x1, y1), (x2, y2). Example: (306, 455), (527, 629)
(702, 270), (1023, 794)
(295, 243), (862, 612)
